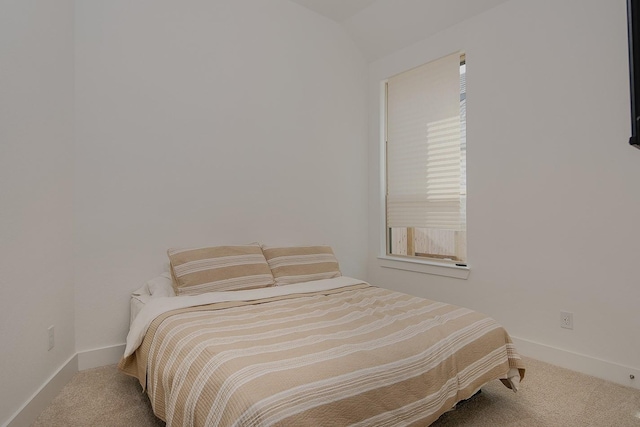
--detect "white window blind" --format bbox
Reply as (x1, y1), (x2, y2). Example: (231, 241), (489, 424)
(386, 52), (465, 232)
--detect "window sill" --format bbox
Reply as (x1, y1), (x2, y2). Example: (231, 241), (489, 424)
(377, 256), (470, 280)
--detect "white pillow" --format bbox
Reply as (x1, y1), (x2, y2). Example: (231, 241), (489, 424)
(146, 272), (175, 297)
(131, 284), (150, 297)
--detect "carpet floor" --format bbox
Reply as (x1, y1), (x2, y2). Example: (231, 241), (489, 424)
(32, 356), (640, 426)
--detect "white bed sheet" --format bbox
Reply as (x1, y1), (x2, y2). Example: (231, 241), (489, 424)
(130, 294), (151, 326)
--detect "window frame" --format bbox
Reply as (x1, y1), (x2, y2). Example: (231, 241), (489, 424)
(378, 53), (470, 279)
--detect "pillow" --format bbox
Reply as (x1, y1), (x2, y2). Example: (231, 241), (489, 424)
(147, 272), (175, 297)
(262, 245), (341, 285)
(131, 272), (175, 298)
(131, 284), (150, 297)
(167, 245), (275, 296)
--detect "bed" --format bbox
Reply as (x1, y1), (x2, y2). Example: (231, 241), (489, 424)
(119, 245), (525, 427)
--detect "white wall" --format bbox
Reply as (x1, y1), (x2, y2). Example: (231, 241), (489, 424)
(5, 1), (636, 423)
(74, 0), (368, 352)
(0, 0), (76, 424)
(368, 0), (640, 386)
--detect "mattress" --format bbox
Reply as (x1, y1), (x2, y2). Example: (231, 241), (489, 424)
(119, 276), (525, 426)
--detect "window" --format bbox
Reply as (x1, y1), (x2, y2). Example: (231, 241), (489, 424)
(385, 52), (467, 264)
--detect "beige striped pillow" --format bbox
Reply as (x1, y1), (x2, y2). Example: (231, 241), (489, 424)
(262, 245), (342, 285)
(167, 245), (275, 296)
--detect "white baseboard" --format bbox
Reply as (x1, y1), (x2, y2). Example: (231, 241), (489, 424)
(4, 354), (78, 427)
(512, 336), (640, 390)
(77, 343), (125, 370)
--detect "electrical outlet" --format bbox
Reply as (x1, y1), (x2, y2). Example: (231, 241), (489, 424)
(48, 325), (55, 351)
(560, 311), (573, 330)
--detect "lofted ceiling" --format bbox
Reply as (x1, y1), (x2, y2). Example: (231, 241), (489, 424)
(288, 0), (510, 62)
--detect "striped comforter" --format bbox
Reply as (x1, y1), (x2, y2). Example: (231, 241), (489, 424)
(119, 278), (525, 427)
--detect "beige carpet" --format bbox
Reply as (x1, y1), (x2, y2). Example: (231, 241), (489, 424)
(32, 356), (640, 426)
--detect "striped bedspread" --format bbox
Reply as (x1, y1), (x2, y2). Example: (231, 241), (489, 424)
(119, 279), (525, 427)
